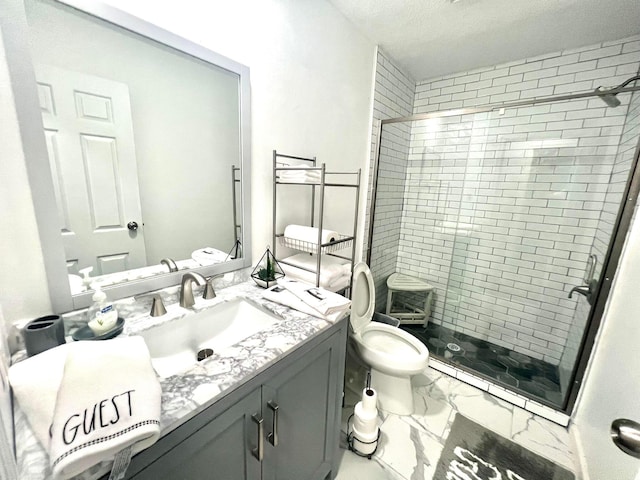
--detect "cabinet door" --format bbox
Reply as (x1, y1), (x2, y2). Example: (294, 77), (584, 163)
(262, 334), (342, 480)
(131, 388), (262, 480)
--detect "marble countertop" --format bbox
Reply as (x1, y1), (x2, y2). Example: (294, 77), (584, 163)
(15, 275), (343, 480)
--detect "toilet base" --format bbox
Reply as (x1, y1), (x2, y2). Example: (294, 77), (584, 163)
(370, 369), (414, 415)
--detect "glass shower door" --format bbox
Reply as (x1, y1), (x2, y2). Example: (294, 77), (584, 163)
(434, 91), (640, 408)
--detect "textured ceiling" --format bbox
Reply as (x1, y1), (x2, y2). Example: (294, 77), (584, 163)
(328, 0), (640, 81)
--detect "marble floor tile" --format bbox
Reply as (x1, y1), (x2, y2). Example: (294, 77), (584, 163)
(406, 393), (453, 441)
(335, 449), (402, 480)
(414, 368), (514, 439)
(510, 408), (576, 472)
(335, 450), (404, 480)
(336, 366), (580, 480)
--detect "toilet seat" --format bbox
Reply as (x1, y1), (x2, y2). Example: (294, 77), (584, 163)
(350, 263), (429, 376)
(350, 262), (376, 334)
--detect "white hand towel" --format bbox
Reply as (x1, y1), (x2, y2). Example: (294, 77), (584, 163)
(262, 286), (348, 323)
(283, 254), (350, 278)
(279, 167), (321, 181)
(49, 336), (161, 480)
(283, 225), (340, 245)
(278, 176), (321, 184)
(278, 278), (351, 316)
(328, 273), (352, 292)
(8, 342), (71, 448)
(280, 264), (334, 290)
(191, 247), (229, 266)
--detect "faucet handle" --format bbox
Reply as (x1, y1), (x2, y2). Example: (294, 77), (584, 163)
(135, 293), (167, 317)
(150, 294), (167, 317)
(203, 282), (216, 300)
(203, 275), (222, 300)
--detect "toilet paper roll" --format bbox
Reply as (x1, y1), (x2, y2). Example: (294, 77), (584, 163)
(354, 402), (378, 436)
(361, 387), (377, 413)
(283, 225), (339, 245)
(352, 424), (379, 456)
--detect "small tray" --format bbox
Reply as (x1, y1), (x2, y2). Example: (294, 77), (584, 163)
(72, 317), (125, 341)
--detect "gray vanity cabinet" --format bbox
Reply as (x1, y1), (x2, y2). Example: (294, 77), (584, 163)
(125, 320), (346, 480)
(262, 341), (337, 480)
(130, 388), (263, 480)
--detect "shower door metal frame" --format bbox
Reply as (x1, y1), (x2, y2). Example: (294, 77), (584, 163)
(367, 83), (640, 415)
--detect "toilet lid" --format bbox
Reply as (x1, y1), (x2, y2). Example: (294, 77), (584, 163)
(350, 262), (375, 334)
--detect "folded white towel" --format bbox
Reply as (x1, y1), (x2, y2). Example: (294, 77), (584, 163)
(278, 177), (320, 184)
(48, 337), (161, 480)
(283, 254), (350, 277)
(262, 285), (348, 323)
(328, 273), (352, 292)
(281, 264), (351, 292)
(279, 172), (320, 180)
(279, 167), (321, 179)
(278, 278), (351, 316)
(280, 254), (349, 287)
(283, 225), (340, 245)
(191, 247), (229, 266)
(9, 342), (70, 448)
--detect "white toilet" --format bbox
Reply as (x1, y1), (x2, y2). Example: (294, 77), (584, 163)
(349, 262), (430, 415)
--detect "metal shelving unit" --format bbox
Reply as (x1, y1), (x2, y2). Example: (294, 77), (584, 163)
(272, 150), (360, 294)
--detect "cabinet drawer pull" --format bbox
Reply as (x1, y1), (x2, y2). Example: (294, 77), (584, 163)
(267, 401), (279, 447)
(251, 414), (264, 462)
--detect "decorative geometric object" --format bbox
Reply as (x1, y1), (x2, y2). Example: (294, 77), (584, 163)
(251, 246), (284, 288)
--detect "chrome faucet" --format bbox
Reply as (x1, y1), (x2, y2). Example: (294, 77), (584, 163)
(161, 257), (178, 272)
(179, 272), (207, 308)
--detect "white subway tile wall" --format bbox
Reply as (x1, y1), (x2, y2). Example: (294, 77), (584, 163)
(365, 50), (415, 307)
(368, 36), (640, 369)
(558, 82), (640, 389)
(402, 36), (640, 364)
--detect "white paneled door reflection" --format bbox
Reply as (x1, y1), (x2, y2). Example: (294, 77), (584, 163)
(36, 64), (147, 276)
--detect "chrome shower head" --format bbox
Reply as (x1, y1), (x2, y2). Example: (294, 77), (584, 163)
(594, 75), (640, 108)
(594, 86), (622, 107)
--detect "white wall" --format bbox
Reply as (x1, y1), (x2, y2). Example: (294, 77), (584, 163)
(572, 204), (640, 479)
(366, 49), (415, 312)
(0, 0), (376, 325)
(0, 29), (52, 324)
(96, 0), (376, 254)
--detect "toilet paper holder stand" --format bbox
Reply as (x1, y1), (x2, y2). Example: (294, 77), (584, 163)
(346, 414), (381, 459)
(347, 373), (380, 459)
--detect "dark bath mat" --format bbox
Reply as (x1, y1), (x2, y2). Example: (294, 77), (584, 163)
(434, 414), (575, 480)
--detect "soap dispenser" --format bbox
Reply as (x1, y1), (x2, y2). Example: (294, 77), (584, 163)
(87, 283), (118, 335)
(78, 266), (94, 289)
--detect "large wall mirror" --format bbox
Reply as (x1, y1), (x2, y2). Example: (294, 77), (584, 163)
(2, 0), (252, 312)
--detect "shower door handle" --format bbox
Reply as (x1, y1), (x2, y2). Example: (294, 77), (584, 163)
(612, 419), (640, 459)
(568, 279), (597, 306)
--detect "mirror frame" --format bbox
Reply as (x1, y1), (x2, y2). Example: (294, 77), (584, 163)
(1, 0), (252, 312)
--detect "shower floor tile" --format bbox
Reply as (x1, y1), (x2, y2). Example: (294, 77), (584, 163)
(401, 322), (563, 408)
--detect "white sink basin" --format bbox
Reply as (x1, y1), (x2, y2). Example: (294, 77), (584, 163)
(140, 298), (280, 378)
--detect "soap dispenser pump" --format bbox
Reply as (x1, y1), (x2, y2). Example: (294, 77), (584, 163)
(79, 266), (93, 290)
(87, 283), (118, 335)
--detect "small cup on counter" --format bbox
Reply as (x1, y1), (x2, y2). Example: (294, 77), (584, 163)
(23, 315), (66, 356)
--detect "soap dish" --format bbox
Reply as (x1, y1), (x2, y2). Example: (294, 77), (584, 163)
(72, 317), (125, 341)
